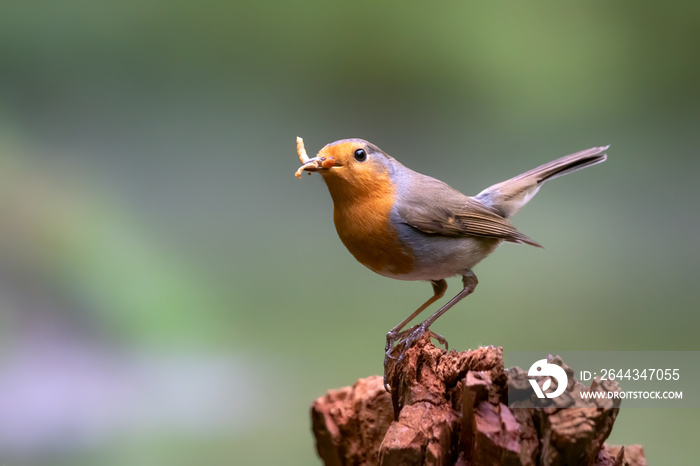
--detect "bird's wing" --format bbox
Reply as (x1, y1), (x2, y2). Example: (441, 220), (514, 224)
(395, 176), (542, 247)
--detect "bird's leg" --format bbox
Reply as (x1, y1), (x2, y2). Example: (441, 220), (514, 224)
(385, 279), (447, 356)
(393, 271), (478, 365)
(383, 279), (446, 390)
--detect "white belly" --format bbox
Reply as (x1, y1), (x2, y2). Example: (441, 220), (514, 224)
(376, 235), (502, 281)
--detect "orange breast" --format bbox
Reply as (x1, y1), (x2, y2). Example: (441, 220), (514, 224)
(323, 169), (414, 276)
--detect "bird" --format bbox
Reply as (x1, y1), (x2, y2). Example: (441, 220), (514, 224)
(294, 137), (608, 389)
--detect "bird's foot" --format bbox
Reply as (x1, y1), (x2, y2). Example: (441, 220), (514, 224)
(394, 325), (448, 364)
(383, 325), (449, 391)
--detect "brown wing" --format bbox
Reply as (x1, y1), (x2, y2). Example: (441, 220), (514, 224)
(396, 176), (542, 247)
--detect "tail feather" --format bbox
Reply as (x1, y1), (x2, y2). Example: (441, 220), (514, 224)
(475, 145), (608, 218)
(506, 145), (609, 184)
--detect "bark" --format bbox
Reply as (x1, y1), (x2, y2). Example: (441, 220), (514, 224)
(311, 333), (646, 466)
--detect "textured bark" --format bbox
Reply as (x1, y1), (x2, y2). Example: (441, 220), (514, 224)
(311, 334), (646, 466)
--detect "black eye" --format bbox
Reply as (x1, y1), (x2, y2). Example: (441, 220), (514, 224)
(354, 148), (367, 162)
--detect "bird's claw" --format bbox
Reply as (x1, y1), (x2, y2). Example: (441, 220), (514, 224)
(383, 326), (449, 391)
(385, 330), (400, 356)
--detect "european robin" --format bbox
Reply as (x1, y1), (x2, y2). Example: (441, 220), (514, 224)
(294, 137), (608, 389)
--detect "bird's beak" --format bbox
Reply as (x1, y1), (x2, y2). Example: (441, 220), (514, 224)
(295, 156), (341, 177)
(294, 137), (341, 178)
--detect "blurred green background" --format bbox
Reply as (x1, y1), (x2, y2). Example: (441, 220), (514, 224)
(0, 1), (698, 465)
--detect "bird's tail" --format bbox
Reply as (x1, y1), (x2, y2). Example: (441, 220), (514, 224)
(474, 145), (608, 218)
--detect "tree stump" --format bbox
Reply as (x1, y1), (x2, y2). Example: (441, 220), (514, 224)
(311, 333), (646, 466)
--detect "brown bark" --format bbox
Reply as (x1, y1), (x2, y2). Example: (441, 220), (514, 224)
(311, 333), (646, 466)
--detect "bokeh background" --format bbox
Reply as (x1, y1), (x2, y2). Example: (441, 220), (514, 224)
(1, 1), (698, 465)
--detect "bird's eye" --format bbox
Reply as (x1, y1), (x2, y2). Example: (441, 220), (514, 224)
(354, 148), (367, 162)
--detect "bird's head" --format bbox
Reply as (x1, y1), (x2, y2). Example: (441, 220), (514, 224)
(296, 138), (399, 203)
